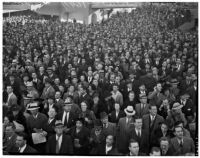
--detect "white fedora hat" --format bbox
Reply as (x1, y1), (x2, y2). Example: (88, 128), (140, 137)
(124, 106), (135, 116)
(27, 102), (40, 111)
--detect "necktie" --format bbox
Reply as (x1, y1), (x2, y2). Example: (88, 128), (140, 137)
(56, 136), (60, 154)
(150, 116), (154, 127)
(179, 140), (183, 147)
(138, 130), (141, 138)
(66, 112), (69, 124)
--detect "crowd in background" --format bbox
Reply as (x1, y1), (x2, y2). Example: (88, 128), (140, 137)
(3, 3), (197, 156)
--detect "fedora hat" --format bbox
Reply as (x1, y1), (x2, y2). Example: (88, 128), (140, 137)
(139, 94), (147, 99)
(55, 120), (64, 128)
(64, 98), (73, 105)
(26, 81), (33, 87)
(11, 104), (21, 111)
(27, 102), (40, 111)
(100, 112), (108, 120)
(170, 78), (179, 85)
(180, 93), (190, 99)
(172, 102), (183, 110)
(23, 93), (34, 100)
(124, 106), (135, 116)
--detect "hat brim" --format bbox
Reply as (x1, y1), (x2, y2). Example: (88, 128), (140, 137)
(27, 107), (40, 111)
(124, 109), (136, 116)
(172, 105), (183, 110)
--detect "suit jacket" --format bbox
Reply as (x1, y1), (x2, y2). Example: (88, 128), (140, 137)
(41, 86), (55, 100)
(32, 78), (44, 94)
(170, 136), (195, 155)
(126, 152), (147, 156)
(46, 134), (73, 154)
(135, 103), (150, 118)
(7, 93), (17, 107)
(9, 144), (38, 155)
(3, 134), (17, 154)
(102, 122), (116, 137)
(186, 86), (197, 112)
(109, 110), (126, 124)
(128, 128), (149, 154)
(43, 118), (56, 138)
(56, 111), (78, 129)
(54, 98), (64, 113)
(180, 99), (194, 117)
(95, 144), (120, 155)
(27, 112), (48, 134)
(79, 93), (93, 109)
(70, 126), (90, 155)
(142, 114), (164, 146)
(117, 117), (135, 153)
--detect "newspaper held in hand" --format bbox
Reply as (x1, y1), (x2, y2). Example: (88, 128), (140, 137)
(32, 133), (47, 144)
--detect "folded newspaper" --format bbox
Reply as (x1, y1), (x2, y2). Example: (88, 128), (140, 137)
(32, 133), (47, 144)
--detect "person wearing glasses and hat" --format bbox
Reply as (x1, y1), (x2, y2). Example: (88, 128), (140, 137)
(116, 106), (135, 154)
(26, 102), (48, 154)
(46, 120), (73, 154)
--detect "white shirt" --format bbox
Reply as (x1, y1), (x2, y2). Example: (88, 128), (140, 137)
(19, 144), (27, 153)
(105, 145), (112, 154)
(150, 115), (155, 122)
(49, 104), (54, 109)
(194, 86), (197, 91)
(7, 92), (14, 103)
(56, 134), (63, 150)
(48, 118), (54, 124)
(116, 111), (119, 118)
(62, 111), (69, 124)
(135, 128), (141, 136)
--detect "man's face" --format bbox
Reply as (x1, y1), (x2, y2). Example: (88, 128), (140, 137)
(160, 140), (169, 151)
(5, 126), (14, 137)
(161, 124), (168, 133)
(30, 109), (38, 115)
(101, 117), (108, 124)
(48, 108), (56, 118)
(63, 105), (71, 112)
(129, 93), (135, 100)
(113, 85), (118, 92)
(55, 126), (64, 135)
(150, 106), (157, 116)
(175, 127), (184, 139)
(55, 92), (61, 99)
(16, 136), (26, 148)
(134, 119), (143, 129)
(6, 86), (12, 94)
(157, 83), (162, 92)
(106, 135), (114, 146)
(129, 142), (139, 155)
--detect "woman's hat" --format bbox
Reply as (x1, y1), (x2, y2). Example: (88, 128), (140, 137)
(124, 106), (135, 116)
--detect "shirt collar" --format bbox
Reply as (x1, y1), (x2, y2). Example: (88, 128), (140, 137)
(19, 144), (27, 153)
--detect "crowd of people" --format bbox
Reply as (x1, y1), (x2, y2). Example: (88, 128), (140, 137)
(3, 3), (197, 156)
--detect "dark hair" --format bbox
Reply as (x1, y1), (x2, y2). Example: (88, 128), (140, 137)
(159, 137), (169, 144)
(174, 125), (183, 132)
(16, 132), (28, 141)
(133, 116), (142, 122)
(149, 104), (157, 109)
(129, 139), (139, 147)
